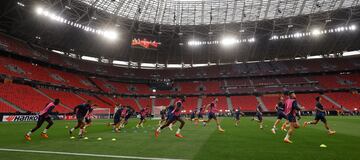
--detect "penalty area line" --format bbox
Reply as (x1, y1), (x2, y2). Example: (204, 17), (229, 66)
(0, 148), (187, 160)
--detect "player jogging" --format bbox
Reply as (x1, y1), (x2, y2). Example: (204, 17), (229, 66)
(136, 106), (149, 128)
(234, 107), (244, 126)
(252, 103), (264, 129)
(283, 92), (304, 144)
(271, 96), (287, 134)
(303, 96), (336, 135)
(202, 97), (225, 132)
(25, 99), (60, 141)
(69, 100), (93, 138)
(155, 98), (186, 138)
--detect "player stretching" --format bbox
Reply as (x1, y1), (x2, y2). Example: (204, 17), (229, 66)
(25, 99), (60, 141)
(303, 96), (336, 135)
(203, 98), (225, 132)
(155, 98), (186, 138)
(234, 107), (244, 126)
(271, 96), (287, 134)
(252, 103), (264, 129)
(136, 106), (149, 128)
(283, 92), (304, 144)
(69, 100), (93, 138)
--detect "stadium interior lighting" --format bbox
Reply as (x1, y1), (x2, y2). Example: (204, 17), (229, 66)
(311, 29), (321, 36)
(270, 25), (356, 40)
(221, 37), (237, 46)
(35, 6), (118, 41)
(17, 2), (25, 7)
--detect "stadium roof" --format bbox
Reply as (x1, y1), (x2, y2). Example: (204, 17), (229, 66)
(80, 0), (359, 25)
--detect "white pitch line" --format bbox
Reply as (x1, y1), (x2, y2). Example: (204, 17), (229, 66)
(0, 148), (187, 160)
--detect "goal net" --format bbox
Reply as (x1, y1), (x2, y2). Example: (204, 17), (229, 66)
(92, 108), (111, 119)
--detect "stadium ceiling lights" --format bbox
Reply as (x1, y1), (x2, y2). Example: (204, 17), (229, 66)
(270, 25), (356, 40)
(35, 7), (118, 41)
(188, 37), (255, 46)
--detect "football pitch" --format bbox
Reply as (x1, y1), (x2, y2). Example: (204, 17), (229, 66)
(0, 116), (359, 160)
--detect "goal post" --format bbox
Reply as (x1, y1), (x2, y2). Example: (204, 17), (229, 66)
(92, 107), (111, 119)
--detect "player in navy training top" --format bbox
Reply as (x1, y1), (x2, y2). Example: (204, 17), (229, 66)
(303, 96), (336, 135)
(69, 100), (94, 138)
(25, 99), (60, 141)
(156, 97), (186, 138)
(252, 103), (264, 129)
(112, 106), (123, 132)
(158, 107), (167, 126)
(271, 96), (287, 134)
(234, 107), (244, 126)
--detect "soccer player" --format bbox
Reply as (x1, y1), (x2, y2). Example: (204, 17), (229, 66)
(202, 98), (225, 132)
(69, 100), (93, 138)
(83, 107), (94, 133)
(112, 106), (123, 132)
(271, 96), (287, 134)
(136, 106), (149, 128)
(252, 103), (264, 129)
(234, 107), (244, 126)
(123, 107), (134, 127)
(196, 107), (204, 125)
(25, 99), (60, 141)
(303, 96), (336, 135)
(190, 110), (197, 121)
(283, 92), (304, 144)
(158, 107), (167, 126)
(118, 106), (129, 129)
(155, 98), (186, 138)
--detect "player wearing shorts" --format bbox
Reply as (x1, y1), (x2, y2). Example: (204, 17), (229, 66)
(69, 100), (93, 138)
(112, 107), (123, 132)
(303, 96), (336, 135)
(158, 107), (167, 126)
(83, 108), (94, 133)
(253, 103), (264, 129)
(156, 98), (186, 138)
(234, 107), (244, 126)
(123, 107), (134, 127)
(190, 110), (197, 121)
(136, 106), (149, 128)
(25, 99), (60, 141)
(203, 98), (225, 132)
(271, 96), (287, 134)
(283, 92), (304, 144)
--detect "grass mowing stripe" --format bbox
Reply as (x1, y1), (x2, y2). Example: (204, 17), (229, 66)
(0, 148), (188, 160)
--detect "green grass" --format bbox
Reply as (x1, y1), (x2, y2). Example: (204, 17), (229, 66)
(0, 116), (360, 160)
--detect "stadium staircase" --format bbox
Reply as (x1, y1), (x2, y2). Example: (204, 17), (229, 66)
(226, 97), (233, 111)
(0, 97), (26, 113)
(134, 99), (143, 110)
(256, 97), (269, 112)
(321, 94), (350, 112)
(32, 88), (72, 111)
(87, 77), (105, 92)
(197, 97), (202, 111)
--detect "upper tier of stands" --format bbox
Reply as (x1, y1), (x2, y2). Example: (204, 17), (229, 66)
(1, 33), (359, 80)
